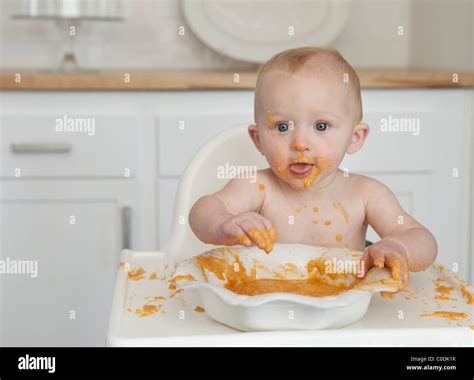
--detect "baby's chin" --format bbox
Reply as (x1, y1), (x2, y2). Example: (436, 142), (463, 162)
(269, 166), (321, 190)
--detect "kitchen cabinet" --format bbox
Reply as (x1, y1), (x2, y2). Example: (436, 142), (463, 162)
(0, 95), (142, 346)
(0, 198), (122, 346)
(0, 88), (472, 346)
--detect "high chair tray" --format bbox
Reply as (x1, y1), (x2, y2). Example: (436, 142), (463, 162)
(107, 250), (473, 347)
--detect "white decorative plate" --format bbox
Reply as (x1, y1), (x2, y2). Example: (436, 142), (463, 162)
(172, 244), (400, 331)
(181, 0), (351, 63)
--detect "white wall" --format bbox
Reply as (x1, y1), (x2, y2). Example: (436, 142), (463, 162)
(0, 0), (471, 71)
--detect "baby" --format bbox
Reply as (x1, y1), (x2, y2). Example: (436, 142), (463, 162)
(189, 47), (437, 287)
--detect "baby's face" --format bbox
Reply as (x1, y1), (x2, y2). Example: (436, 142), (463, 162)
(251, 69), (365, 190)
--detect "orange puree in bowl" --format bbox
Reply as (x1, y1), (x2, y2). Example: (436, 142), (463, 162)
(195, 252), (356, 297)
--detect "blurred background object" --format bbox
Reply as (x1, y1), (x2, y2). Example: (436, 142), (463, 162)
(10, 0), (124, 71)
(0, 0), (471, 71)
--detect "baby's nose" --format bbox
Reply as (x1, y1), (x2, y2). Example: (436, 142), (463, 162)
(291, 142), (311, 152)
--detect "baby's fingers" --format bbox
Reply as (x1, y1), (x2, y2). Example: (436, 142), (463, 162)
(358, 249), (373, 278)
(387, 254), (409, 288)
(236, 231), (252, 247)
(248, 227), (275, 254)
(371, 249), (386, 269)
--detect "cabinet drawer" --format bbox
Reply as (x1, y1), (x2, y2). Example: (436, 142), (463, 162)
(1, 114), (137, 178)
(341, 90), (466, 174)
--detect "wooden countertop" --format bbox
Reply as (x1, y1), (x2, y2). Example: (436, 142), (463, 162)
(1, 69), (473, 90)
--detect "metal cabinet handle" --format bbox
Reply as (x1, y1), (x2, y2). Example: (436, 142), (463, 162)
(10, 142), (72, 154)
(121, 206), (132, 250)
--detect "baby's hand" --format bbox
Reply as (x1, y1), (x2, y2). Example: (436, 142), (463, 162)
(216, 212), (276, 254)
(358, 239), (409, 289)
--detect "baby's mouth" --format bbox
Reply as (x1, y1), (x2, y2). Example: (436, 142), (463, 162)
(289, 163), (315, 177)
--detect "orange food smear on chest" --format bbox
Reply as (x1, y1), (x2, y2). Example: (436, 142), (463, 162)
(333, 201), (349, 223)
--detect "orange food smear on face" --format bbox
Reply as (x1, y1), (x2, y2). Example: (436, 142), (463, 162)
(324, 220), (332, 226)
(196, 251), (357, 297)
(302, 166), (321, 188)
(128, 267), (146, 281)
(258, 183), (265, 191)
(149, 273), (158, 280)
(313, 220), (318, 224)
(267, 113), (276, 129)
(313, 207), (319, 212)
(275, 160), (288, 179)
(333, 201), (349, 223)
(420, 311), (468, 321)
(302, 156), (332, 188)
(294, 208), (301, 214)
(335, 233), (343, 242)
(194, 306), (205, 313)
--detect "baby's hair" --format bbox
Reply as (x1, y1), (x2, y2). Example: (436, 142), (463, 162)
(255, 47), (362, 124)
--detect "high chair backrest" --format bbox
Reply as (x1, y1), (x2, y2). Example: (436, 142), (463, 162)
(163, 126), (268, 266)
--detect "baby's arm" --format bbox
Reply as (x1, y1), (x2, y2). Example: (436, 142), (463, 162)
(189, 176), (276, 253)
(359, 178), (437, 287)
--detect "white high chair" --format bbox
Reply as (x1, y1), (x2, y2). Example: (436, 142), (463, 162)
(108, 126), (473, 346)
(163, 125), (268, 268)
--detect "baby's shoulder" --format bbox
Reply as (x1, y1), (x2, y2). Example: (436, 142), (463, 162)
(340, 171), (393, 200)
(221, 168), (275, 193)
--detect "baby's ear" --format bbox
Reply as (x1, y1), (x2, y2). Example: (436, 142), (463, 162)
(248, 124), (264, 154)
(347, 123), (369, 154)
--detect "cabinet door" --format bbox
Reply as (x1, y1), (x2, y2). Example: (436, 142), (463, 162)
(0, 200), (122, 346)
(341, 89), (471, 279)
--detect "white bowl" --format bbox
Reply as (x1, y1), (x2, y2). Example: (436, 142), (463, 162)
(172, 244), (400, 331)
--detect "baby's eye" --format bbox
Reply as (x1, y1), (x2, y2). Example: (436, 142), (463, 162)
(276, 122), (290, 132)
(314, 122), (330, 132)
